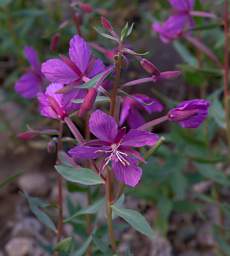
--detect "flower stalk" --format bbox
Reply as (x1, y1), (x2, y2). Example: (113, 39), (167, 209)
(223, 0), (230, 148)
(56, 121), (64, 242)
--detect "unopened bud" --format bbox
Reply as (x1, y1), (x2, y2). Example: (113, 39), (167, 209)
(101, 16), (113, 32)
(50, 33), (60, 52)
(159, 71), (181, 80)
(78, 2), (93, 13)
(78, 88), (97, 117)
(140, 58), (160, 76)
(17, 131), (38, 140)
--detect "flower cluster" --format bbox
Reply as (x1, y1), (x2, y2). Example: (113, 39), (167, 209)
(15, 23), (210, 187)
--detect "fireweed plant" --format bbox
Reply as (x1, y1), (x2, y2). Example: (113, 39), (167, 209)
(15, 15), (210, 254)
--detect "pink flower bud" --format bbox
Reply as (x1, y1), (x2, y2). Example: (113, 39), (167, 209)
(160, 71), (181, 80)
(78, 2), (93, 13)
(101, 16), (113, 32)
(50, 33), (60, 52)
(140, 58), (160, 76)
(17, 131), (38, 140)
(78, 88), (97, 117)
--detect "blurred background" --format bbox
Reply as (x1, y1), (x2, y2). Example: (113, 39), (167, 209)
(0, 0), (229, 255)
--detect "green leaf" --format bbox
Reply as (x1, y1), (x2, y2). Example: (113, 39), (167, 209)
(112, 194), (125, 219)
(54, 237), (73, 254)
(73, 96), (110, 104)
(173, 41), (197, 66)
(23, 193), (56, 232)
(210, 99), (226, 129)
(78, 68), (113, 89)
(55, 165), (104, 186)
(72, 235), (92, 256)
(64, 199), (105, 223)
(195, 163), (230, 186)
(94, 27), (119, 42)
(0, 171), (23, 190)
(92, 234), (113, 255)
(111, 205), (155, 239)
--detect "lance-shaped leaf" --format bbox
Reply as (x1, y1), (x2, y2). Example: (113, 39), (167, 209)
(72, 96), (110, 104)
(72, 235), (93, 256)
(64, 199), (105, 223)
(55, 165), (104, 185)
(111, 205), (155, 239)
(79, 67), (113, 89)
(23, 192), (56, 232)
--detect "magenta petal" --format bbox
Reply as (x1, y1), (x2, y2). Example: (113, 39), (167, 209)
(153, 15), (186, 43)
(122, 129), (159, 147)
(37, 83), (65, 119)
(119, 97), (132, 126)
(41, 58), (78, 84)
(15, 71), (42, 99)
(169, 0), (194, 10)
(37, 92), (58, 119)
(69, 35), (91, 74)
(89, 110), (118, 142)
(24, 46), (40, 71)
(87, 58), (105, 78)
(112, 158), (142, 187)
(127, 109), (145, 129)
(68, 145), (109, 160)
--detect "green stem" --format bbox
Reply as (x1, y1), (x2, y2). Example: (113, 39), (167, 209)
(105, 170), (116, 252)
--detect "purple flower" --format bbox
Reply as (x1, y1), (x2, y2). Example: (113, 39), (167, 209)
(153, 0), (195, 43)
(41, 35), (105, 85)
(15, 47), (43, 98)
(69, 110), (159, 187)
(168, 99), (210, 128)
(37, 83), (85, 120)
(120, 94), (164, 129)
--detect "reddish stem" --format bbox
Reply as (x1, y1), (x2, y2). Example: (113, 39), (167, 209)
(137, 115), (168, 131)
(56, 121), (64, 242)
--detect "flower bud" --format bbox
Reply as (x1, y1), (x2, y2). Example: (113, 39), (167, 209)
(50, 33), (60, 52)
(17, 130), (38, 140)
(101, 16), (113, 32)
(78, 2), (93, 13)
(168, 99), (210, 128)
(78, 88), (97, 117)
(140, 58), (160, 76)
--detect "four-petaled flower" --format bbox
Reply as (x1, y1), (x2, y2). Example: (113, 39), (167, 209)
(15, 47), (44, 98)
(153, 0), (195, 43)
(120, 94), (164, 128)
(69, 110), (159, 187)
(168, 99), (210, 128)
(37, 83), (84, 120)
(41, 35), (105, 85)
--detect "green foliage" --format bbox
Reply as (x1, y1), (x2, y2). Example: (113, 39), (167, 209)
(111, 205), (155, 239)
(55, 165), (105, 185)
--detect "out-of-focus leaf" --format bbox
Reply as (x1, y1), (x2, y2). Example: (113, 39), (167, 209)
(210, 99), (226, 129)
(173, 41), (197, 66)
(23, 193), (56, 232)
(92, 234), (113, 255)
(111, 205), (155, 239)
(0, 171), (23, 190)
(55, 165), (105, 185)
(54, 237), (73, 254)
(195, 163), (230, 186)
(72, 235), (92, 256)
